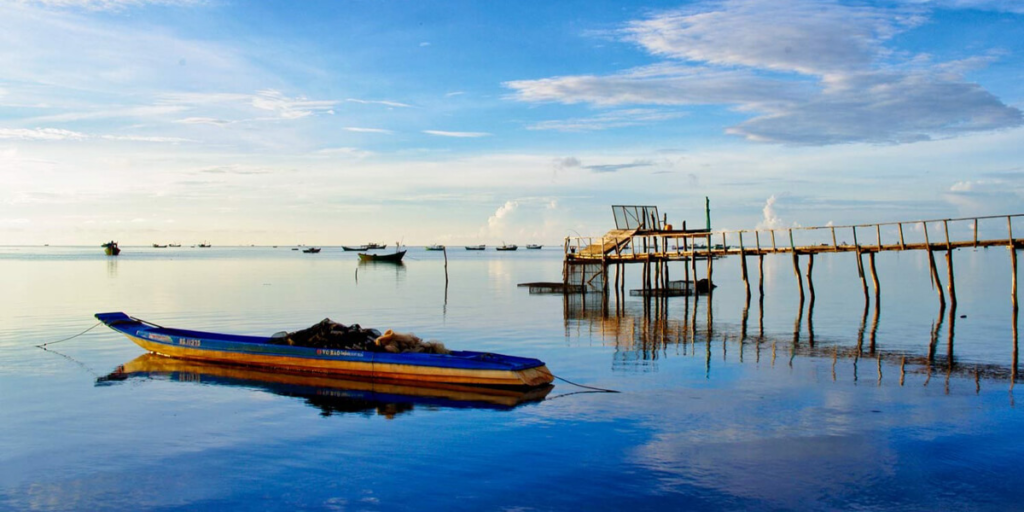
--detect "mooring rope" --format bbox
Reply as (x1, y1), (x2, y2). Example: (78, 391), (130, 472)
(553, 374), (619, 393)
(35, 321), (102, 348)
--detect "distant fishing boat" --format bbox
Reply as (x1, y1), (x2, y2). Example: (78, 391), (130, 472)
(365, 243), (387, 250)
(496, 244), (518, 251)
(526, 244), (543, 250)
(95, 312), (553, 387)
(302, 247), (321, 253)
(425, 245), (445, 251)
(168, 244), (181, 248)
(152, 244), (168, 248)
(358, 250), (406, 263)
(102, 241), (120, 256)
(198, 242), (211, 248)
(465, 245), (486, 251)
(342, 245), (369, 251)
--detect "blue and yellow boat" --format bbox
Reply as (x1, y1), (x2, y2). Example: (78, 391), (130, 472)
(95, 312), (553, 387)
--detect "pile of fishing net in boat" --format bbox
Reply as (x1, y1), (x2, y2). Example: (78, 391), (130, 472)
(272, 318), (450, 354)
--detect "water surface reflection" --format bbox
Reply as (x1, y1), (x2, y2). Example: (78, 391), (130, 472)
(97, 354), (551, 418)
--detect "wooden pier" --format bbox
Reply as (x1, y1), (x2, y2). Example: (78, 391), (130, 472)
(564, 206), (1022, 312)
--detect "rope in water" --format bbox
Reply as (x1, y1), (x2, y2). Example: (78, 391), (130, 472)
(35, 321), (102, 348)
(553, 374), (619, 393)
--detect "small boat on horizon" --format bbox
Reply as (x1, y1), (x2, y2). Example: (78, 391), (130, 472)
(102, 241), (120, 256)
(425, 244), (445, 251)
(94, 312), (553, 387)
(198, 242), (211, 248)
(465, 245), (486, 251)
(342, 245), (369, 251)
(526, 244), (543, 250)
(496, 244), (518, 251)
(169, 244), (181, 248)
(152, 244), (168, 248)
(302, 247), (321, 253)
(365, 242), (387, 250)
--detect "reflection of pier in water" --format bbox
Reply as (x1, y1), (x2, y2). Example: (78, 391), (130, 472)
(562, 291), (1020, 389)
(559, 206), (1020, 386)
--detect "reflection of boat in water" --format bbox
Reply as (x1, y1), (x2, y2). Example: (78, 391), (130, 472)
(102, 241), (120, 256)
(302, 247), (321, 253)
(425, 245), (445, 251)
(95, 312), (553, 387)
(465, 245), (485, 251)
(358, 250), (406, 262)
(97, 354), (552, 417)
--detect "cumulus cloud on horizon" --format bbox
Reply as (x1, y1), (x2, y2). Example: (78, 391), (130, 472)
(505, 0), (1023, 145)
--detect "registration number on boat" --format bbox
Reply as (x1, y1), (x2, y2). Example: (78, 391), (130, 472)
(177, 338), (201, 347)
(316, 349), (363, 357)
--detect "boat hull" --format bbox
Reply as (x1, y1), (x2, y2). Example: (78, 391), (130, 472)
(358, 250), (406, 262)
(95, 313), (553, 387)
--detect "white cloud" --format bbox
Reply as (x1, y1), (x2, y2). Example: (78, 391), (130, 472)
(487, 200), (519, 232)
(528, 108), (687, 132)
(0, 128), (87, 140)
(757, 195), (784, 229)
(177, 117), (230, 126)
(19, 0), (201, 11)
(99, 134), (189, 143)
(346, 98), (413, 108)
(423, 130), (491, 138)
(251, 89), (337, 119)
(344, 127), (393, 134)
(505, 0), (1022, 145)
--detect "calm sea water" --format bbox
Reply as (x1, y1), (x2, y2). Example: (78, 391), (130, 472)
(1, 245), (1021, 511)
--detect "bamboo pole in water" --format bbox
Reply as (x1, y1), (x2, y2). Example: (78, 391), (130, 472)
(923, 222), (946, 309)
(868, 251), (880, 307)
(792, 252), (805, 304)
(944, 220), (957, 309)
(740, 232), (750, 300)
(807, 253), (815, 308)
(1011, 216), (1019, 313)
(853, 226), (869, 303)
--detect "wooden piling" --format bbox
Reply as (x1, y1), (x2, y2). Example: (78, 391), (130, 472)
(1011, 216), (1019, 313)
(944, 220), (957, 309)
(853, 227), (869, 303)
(923, 222), (946, 309)
(806, 253), (815, 307)
(758, 254), (765, 298)
(792, 252), (805, 304)
(739, 232), (750, 300)
(868, 251), (880, 307)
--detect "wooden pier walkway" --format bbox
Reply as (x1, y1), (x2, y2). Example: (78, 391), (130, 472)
(564, 208), (1022, 312)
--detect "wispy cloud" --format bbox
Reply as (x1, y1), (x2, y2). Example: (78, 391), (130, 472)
(252, 89), (336, 119)
(177, 117), (231, 126)
(584, 160), (653, 173)
(0, 127), (187, 143)
(344, 127), (393, 134)
(0, 128), (87, 141)
(506, 0), (1022, 145)
(423, 130), (491, 138)
(19, 0), (202, 11)
(528, 108), (687, 131)
(314, 147), (374, 158)
(346, 98), (413, 108)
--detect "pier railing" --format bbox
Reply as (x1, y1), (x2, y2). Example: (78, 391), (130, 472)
(566, 213), (1023, 260)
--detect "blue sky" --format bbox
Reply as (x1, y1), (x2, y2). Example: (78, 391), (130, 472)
(1, 0), (1022, 245)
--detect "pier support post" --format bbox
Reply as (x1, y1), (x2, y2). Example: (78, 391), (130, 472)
(740, 232), (750, 301)
(1010, 216), (1019, 314)
(806, 253), (815, 308)
(868, 251), (880, 307)
(792, 252), (805, 305)
(758, 254), (765, 299)
(923, 223), (946, 309)
(853, 227), (869, 304)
